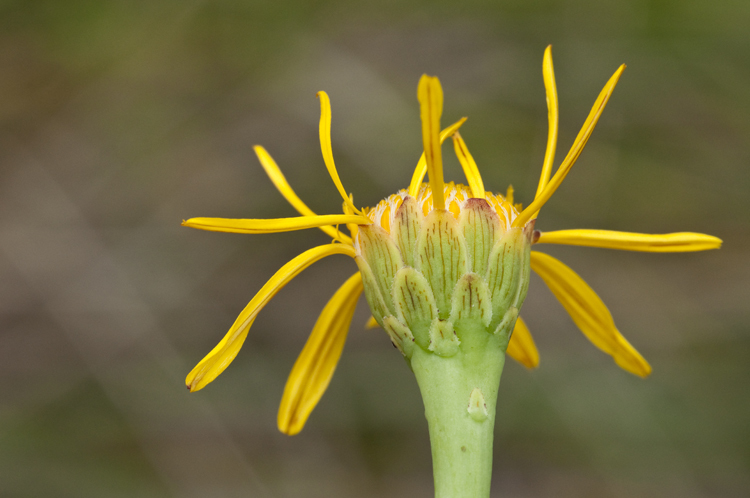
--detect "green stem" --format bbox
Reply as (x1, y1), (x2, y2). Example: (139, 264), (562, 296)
(410, 326), (506, 498)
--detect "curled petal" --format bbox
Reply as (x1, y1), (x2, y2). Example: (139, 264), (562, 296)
(278, 272), (363, 435)
(533, 45), (559, 215)
(253, 145), (351, 243)
(182, 214), (370, 234)
(452, 132), (485, 199)
(515, 64), (626, 227)
(186, 243), (356, 392)
(417, 75), (446, 210)
(536, 229), (722, 252)
(317, 91), (360, 215)
(529, 251), (651, 377)
(506, 316), (539, 369)
(408, 118), (467, 196)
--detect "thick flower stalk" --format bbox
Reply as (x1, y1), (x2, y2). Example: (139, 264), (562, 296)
(182, 46), (721, 498)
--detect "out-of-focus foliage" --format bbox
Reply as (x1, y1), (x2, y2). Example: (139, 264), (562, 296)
(0, 1), (747, 496)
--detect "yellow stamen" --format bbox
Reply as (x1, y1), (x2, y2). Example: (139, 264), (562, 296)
(186, 243), (357, 392)
(514, 64), (626, 228)
(317, 91), (360, 215)
(417, 75), (446, 210)
(536, 230), (723, 252)
(452, 132), (485, 199)
(182, 214), (371, 234)
(253, 146), (352, 244)
(408, 118), (467, 196)
(278, 272), (363, 435)
(529, 251), (651, 377)
(505, 316), (539, 368)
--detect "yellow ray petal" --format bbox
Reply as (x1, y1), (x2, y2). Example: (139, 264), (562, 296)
(452, 132), (485, 199)
(182, 214), (370, 234)
(408, 117), (467, 196)
(533, 45), (559, 210)
(365, 315), (379, 329)
(317, 91), (360, 215)
(253, 145), (352, 244)
(514, 64), (626, 227)
(278, 272), (363, 435)
(529, 251), (651, 377)
(417, 75), (446, 210)
(186, 243), (357, 392)
(536, 229), (723, 252)
(254, 145), (316, 217)
(506, 316), (539, 368)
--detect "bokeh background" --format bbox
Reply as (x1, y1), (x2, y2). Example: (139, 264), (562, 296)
(1, 1), (748, 497)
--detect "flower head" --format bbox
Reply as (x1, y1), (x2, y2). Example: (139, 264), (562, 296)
(183, 46), (721, 436)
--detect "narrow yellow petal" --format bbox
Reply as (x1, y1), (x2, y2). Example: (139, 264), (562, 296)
(417, 75), (445, 210)
(408, 117), (467, 196)
(186, 243), (357, 392)
(514, 64), (626, 227)
(537, 229), (723, 252)
(365, 315), (379, 329)
(278, 272), (363, 435)
(317, 91), (360, 215)
(505, 185), (514, 205)
(253, 145), (352, 244)
(452, 132), (485, 198)
(506, 316), (539, 368)
(182, 214), (370, 235)
(254, 145), (316, 217)
(529, 251), (651, 377)
(533, 45), (559, 215)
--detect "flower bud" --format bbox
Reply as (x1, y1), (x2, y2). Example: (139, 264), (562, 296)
(355, 184), (534, 359)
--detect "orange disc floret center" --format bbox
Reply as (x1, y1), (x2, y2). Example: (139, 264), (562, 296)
(364, 182), (519, 233)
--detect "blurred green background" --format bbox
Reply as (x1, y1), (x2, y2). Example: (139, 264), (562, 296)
(0, 1), (748, 496)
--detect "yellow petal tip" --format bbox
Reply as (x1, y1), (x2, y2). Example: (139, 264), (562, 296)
(277, 422), (300, 436)
(517, 357), (540, 370)
(612, 64), (626, 82)
(185, 376), (203, 393)
(620, 355), (652, 378)
(631, 364), (652, 379)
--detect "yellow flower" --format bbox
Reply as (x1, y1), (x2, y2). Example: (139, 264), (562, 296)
(183, 46), (721, 436)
